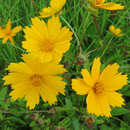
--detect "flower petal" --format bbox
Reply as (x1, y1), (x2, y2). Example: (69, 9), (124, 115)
(48, 16), (61, 39)
(2, 37), (8, 44)
(0, 27), (4, 38)
(105, 91), (125, 107)
(109, 25), (115, 33)
(44, 76), (66, 95)
(91, 57), (101, 82)
(40, 7), (55, 18)
(40, 52), (53, 63)
(54, 41), (71, 54)
(11, 26), (22, 35)
(39, 76), (66, 105)
(6, 62), (33, 74)
(81, 69), (94, 87)
(100, 63), (119, 79)
(39, 84), (57, 104)
(22, 54), (66, 75)
(9, 82), (32, 99)
(5, 19), (11, 31)
(3, 73), (29, 86)
(40, 0), (66, 18)
(50, 0), (66, 9)
(87, 90), (111, 117)
(9, 37), (14, 45)
(115, 28), (124, 36)
(97, 2), (124, 10)
(100, 63), (128, 90)
(25, 87), (40, 109)
(95, 0), (105, 5)
(31, 17), (48, 38)
(72, 78), (91, 95)
(109, 25), (123, 37)
(56, 27), (73, 42)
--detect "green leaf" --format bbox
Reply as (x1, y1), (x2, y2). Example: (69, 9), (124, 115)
(72, 117), (80, 130)
(121, 86), (130, 96)
(100, 124), (112, 130)
(111, 107), (130, 116)
(7, 116), (26, 125)
(65, 98), (73, 109)
(58, 117), (71, 128)
(119, 128), (127, 130)
(96, 119), (104, 124)
(0, 113), (3, 120)
(30, 121), (37, 127)
(0, 87), (8, 100)
(0, 87), (9, 108)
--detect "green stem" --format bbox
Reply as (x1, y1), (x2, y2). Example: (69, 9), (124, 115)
(7, 42), (27, 54)
(100, 37), (114, 58)
(82, 95), (86, 108)
(84, 39), (96, 54)
(60, 16), (81, 52)
(80, 12), (90, 45)
(91, 14), (102, 46)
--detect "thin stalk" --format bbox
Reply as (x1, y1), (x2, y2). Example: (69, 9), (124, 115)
(91, 14), (102, 46)
(100, 37), (114, 58)
(60, 16), (81, 52)
(7, 42), (27, 54)
(80, 12), (90, 45)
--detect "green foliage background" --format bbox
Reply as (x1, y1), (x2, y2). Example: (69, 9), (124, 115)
(0, 0), (130, 129)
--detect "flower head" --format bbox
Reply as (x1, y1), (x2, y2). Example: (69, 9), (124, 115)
(3, 54), (66, 109)
(72, 58), (128, 117)
(91, 0), (124, 10)
(109, 25), (124, 37)
(22, 16), (73, 63)
(0, 19), (22, 45)
(40, 0), (66, 18)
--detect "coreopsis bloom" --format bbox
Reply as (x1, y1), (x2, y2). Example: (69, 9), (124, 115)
(3, 54), (66, 109)
(0, 19), (22, 45)
(22, 16), (73, 63)
(40, 0), (66, 18)
(72, 58), (128, 117)
(109, 25), (124, 37)
(91, 0), (124, 10)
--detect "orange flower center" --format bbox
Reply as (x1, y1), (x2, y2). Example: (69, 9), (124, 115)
(6, 32), (11, 35)
(30, 74), (43, 86)
(41, 39), (54, 52)
(93, 82), (104, 95)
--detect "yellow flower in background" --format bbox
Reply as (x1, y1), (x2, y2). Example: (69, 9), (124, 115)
(3, 54), (66, 109)
(40, 0), (66, 18)
(72, 58), (128, 117)
(22, 16), (73, 63)
(0, 19), (22, 45)
(91, 0), (124, 10)
(109, 25), (124, 37)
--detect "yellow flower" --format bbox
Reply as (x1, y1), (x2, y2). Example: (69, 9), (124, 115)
(91, 0), (124, 10)
(72, 58), (128, 117)
(22, 16), (73, 63)
(109, 25), (124, 37)
(3, 54), (66, 109)
(0, 19), (22, 45)
(40, 0), (66, 18)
